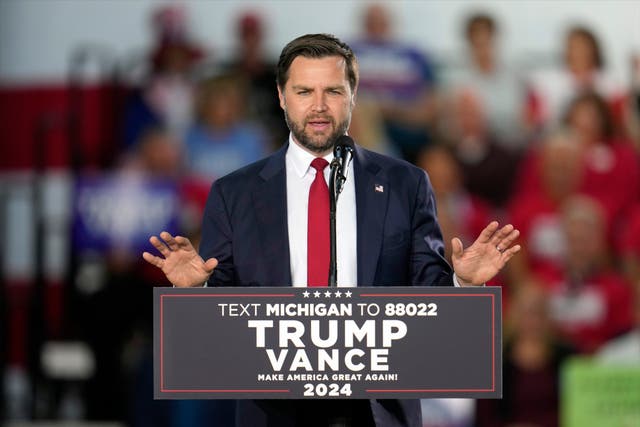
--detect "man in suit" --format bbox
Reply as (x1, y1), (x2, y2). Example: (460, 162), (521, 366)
(143, 34), (520, 427)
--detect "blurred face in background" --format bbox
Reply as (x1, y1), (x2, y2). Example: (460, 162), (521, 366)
(565, 30), (600, 76)
(453, 90), (488, 139)
(137, 130), (182, 177)
(466, 18), (496, 68)
(158, 45), (193, 75)
(238, 13), (263, 54)
(199, 77), (244, 130)
(510, 284), (551, 340)
(565, 95), (610, 145)
(278, 56), (355, 155)
(562, 197), (607, 275)
(363, 4), (391, 41)
(417, 147), (462, 199)
(540, 135), (583, 202)
(468, 22), (493, 49)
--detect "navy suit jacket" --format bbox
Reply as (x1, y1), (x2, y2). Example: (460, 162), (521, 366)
(200, 143), (453, 287)
(199, 143), (454, 427)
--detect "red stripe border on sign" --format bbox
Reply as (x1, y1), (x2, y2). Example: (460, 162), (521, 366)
(160, 293), (294, 394)
(361, 293), (496, 394)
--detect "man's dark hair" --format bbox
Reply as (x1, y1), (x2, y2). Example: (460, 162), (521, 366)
(276, 33), (359, 92)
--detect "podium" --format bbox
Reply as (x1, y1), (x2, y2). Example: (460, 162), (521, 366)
(154, 286), (501, 399)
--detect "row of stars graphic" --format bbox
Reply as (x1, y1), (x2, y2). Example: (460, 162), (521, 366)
(302, 290), (353, 298)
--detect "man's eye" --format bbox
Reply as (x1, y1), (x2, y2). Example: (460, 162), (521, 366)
(297, 90), (309, 95)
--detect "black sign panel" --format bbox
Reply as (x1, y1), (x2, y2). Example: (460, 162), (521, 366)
(154, 286), (501, 399)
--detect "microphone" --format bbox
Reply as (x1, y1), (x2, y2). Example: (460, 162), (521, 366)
(327, 136), (354, 287)
(331, 135), (355, 196)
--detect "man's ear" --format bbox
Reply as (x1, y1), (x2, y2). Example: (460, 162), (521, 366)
(351, 88), (357, 108)
(277, 86), (286, 110)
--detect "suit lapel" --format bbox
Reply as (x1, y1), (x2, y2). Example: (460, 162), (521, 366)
(354, 147), (389, 285)
(252, 145), (292, 286)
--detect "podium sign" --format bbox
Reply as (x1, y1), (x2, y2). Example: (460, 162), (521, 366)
(154, 286), (501, 399)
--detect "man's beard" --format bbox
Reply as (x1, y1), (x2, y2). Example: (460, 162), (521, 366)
(284, 110), (350, 154)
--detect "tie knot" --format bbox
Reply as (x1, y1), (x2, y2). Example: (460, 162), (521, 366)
(310, 157), (329, 173)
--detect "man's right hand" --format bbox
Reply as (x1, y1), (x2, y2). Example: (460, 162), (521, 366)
(142, 231), (218, 287)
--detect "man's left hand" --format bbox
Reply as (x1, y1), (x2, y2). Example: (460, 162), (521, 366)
(452, 221), (521, 286)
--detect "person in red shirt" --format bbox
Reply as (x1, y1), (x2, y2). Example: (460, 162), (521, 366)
(515, 92), (639, 247)
(535, 196), (634, 353)
(508, 132), (583, 282)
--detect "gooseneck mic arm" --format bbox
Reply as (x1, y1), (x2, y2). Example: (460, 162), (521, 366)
(328, 160), (339, 287)
(327, 136), (355, 287)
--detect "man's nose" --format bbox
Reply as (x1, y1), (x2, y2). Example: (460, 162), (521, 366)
(311, 93), (328, 112)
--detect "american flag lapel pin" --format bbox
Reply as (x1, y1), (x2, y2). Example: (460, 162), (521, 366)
(375, 184), (384, 193)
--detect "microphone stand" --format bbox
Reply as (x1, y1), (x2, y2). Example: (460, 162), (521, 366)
(328, 158), (343, 287)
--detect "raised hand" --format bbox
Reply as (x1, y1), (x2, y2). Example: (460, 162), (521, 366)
(451, 221), (521, 286)
(142, 231), (218, 287)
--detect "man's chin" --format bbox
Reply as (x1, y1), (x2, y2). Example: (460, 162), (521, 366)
(307, 143), (334, 154)
(306, 128), (332, 138)
(298, 137), (333, 154)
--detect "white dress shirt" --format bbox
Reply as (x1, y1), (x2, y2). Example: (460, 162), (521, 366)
(286, 135), (358, 287)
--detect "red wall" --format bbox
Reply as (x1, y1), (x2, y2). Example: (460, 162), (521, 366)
(0, 84), (126, 171)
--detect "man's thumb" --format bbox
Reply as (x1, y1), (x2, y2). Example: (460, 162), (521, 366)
(204, 258), (219, 273)
(451, 237), (464, 259)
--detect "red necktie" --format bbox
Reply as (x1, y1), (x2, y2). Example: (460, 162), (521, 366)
(307, 158), (330, 287)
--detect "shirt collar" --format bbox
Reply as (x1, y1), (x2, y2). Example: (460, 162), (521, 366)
(286, 133), (334, 178)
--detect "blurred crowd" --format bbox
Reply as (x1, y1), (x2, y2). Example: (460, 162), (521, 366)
(2, 2), (640, 427)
